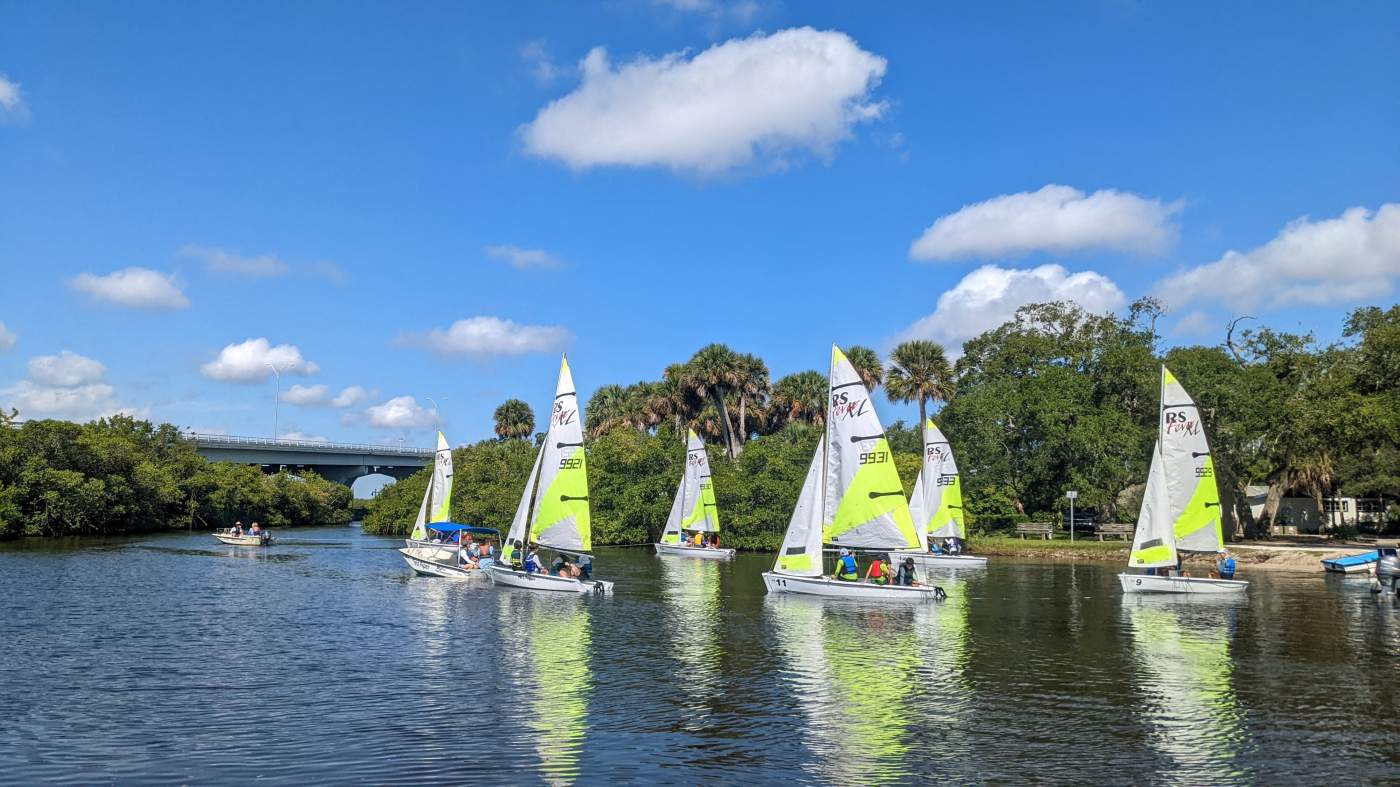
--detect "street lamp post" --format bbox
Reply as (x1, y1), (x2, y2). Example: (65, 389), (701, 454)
(1066, 490), (1078, 542)
(425, 397), (441, 436)
(265, 362), (281, 442)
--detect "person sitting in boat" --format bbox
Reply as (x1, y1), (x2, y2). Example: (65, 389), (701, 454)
(524, 546), (542, 574)
(692, 531), (704, 548)
(928, 539), (946, 555)
(250, 522), (262, 536)
(1213, 549), (1236, 580)
(507, 539), (525, 571)
(577, 553), (592, 580)
(231, 521), (244, 537)
(864, 555), (889, 585)
(947, 537), (962, 555)
(894, 557), (918, 586)
(711, 533), (721, 549)
(550, 554), (568, 575)
(833, 548), (859, 581)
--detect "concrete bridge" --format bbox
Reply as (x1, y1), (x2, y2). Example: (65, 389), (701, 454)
(189, 433), (432, 487)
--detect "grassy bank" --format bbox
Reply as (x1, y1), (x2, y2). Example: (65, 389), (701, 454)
(970, 534), (1129, 560)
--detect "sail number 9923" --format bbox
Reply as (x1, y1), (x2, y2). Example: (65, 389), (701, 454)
(858, 450), (889, 465)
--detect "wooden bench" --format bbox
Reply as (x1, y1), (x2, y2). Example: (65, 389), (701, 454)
(1096, 523), (1134, 541)
(1015, 522), (1054, 540)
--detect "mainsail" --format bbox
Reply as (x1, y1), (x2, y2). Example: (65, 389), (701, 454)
(908, 419), (965, 547)
(661, 429), (720, 544)
(772, 346), (919, 575)
(1128, 366), (1224, 568)
(501, 356), (592, 561)
(824, 346), (919, 550)
(410, 431), (454, 541)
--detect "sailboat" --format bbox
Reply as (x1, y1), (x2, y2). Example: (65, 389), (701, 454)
(397, 431), (476, 577)
(654, 429), (735, 559)
(1120, 367), (1248, 594)
(489, 356), (614, 594)
(762, 346), (943, 600)
(896, 419), (988, 569)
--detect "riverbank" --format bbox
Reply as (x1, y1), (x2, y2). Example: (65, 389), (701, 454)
(968, 535), (1371, 573)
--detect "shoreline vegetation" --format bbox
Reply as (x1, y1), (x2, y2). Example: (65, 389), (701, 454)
(4, 300), (1397, 543)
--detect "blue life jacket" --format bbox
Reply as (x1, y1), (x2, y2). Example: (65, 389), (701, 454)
(838, 554), (858, 578)
(1219, 557), (1236, 578)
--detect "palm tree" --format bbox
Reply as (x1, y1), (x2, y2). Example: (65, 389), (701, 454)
(661, 363), (703, 438)
(885, 340), (956, 428)
(734, 353), (770, 447)
(682, 344), (743, 458)
(585, 384), (628, 438)
(844, 345), (884, 392)
(771, 370), (828, 428)
(492, 399), (534, 441)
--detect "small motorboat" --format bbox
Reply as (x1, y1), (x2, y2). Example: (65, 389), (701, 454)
(1321, 550), (1379, 574)
(400, 523), (499, 581)
(213, 529), (273, 546)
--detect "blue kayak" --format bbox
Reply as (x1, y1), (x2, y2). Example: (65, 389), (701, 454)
(1322, 551), (1378, 573)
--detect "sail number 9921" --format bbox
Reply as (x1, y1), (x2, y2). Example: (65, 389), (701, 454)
(559, 457), (584, 469)
(858, 450), (889, 465)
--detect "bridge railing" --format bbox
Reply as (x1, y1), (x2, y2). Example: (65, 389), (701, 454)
(185, 432), (434, 457)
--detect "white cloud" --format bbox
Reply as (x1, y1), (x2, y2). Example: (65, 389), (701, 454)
(521, 39), (564, 85)
(0, 74), (30, 124)
(330, 385), (373, 408)
(404, 316), (573, 357)
(365, 396), (435, 429)
(485, 244), (567, 270)
(280, 383), (330, 406)
(200, 338), (320, 383)
(28, 350), (106, 387)
(909, 185), (1181, 262)
(279, 430), (329, 442)
(651, 0), (764, 26)
(68, 267), (191, 310)
(0, 321), (15, 353)
(1171, 310), (1215, 338)
(897, 264), (1128, 354)
(521, 27), (887, 175)
(180, 244), (290, 277)
(2, 350), (139, 421)
(1156, 204), (1400, 311)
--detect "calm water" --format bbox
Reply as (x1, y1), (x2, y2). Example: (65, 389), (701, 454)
(2, 525), (1397, 785)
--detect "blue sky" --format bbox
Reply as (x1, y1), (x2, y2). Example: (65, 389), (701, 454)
(2, 1), (1397, 469)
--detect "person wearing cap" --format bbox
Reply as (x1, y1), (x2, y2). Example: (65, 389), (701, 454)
(834, 548), (859, 581)
(894, 557), (918, 586)
(1214, 549), (1236, 580)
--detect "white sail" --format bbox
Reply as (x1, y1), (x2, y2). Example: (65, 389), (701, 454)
(1160, 367), (1224, 553)
(410, 431), (453, 540)
(529, 356), (591, 553)
(501, 444), (544, 566)
(660, 476), (685, 545)
(824, 346), (919, 550)
(1129, 443), (1176, 568)
(923, 421), (964, 540)
(772, 436), (827, 577)
(908, 470), (928, 552)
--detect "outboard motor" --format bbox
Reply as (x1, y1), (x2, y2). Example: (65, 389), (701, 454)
(1376, 544), (1400, 596)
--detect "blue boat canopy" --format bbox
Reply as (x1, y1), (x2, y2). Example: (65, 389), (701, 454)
(427, 522), (500, 536)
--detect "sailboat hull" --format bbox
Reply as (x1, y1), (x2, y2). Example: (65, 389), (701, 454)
(1119, 573), (1248, 594)
(399, 550), (489, 580)
(762, 571), (942, 600)
(654, 543), (736, 560)
(488, 564), (614, 594)
(894, 551), (988, 569)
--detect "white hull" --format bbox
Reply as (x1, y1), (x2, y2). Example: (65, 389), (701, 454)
(654, 543), (736, 560)
(1119, 573), (1248, 594)
(487, 565), (614, 595)
(894, 550), (987, 569)
(1324, 562), (1372, 574)
(399, 550), (488, 580)
(402, 539), (458, 563)
(213, 533), (271, 546)
(762, 571), (941, 601)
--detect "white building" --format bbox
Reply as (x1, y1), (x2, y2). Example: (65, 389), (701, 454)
(1246, 486), (1390, 534)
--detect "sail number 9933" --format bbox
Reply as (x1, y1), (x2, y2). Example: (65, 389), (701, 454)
(858, 450), (889, 465)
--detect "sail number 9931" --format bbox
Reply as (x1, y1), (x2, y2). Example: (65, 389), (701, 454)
(1194, 466), (1213, 478)
(858, 450), (889, 465)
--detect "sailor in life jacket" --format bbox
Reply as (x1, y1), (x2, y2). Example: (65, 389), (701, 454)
(835, 548), (859, 581)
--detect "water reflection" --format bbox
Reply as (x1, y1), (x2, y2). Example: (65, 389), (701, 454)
(659, 557), (724, 708)
(1123, 597), (1247, 782)
(912, 578), (973, 765)
(498, 592), (592, 786)
(767, 597), (923, 784)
